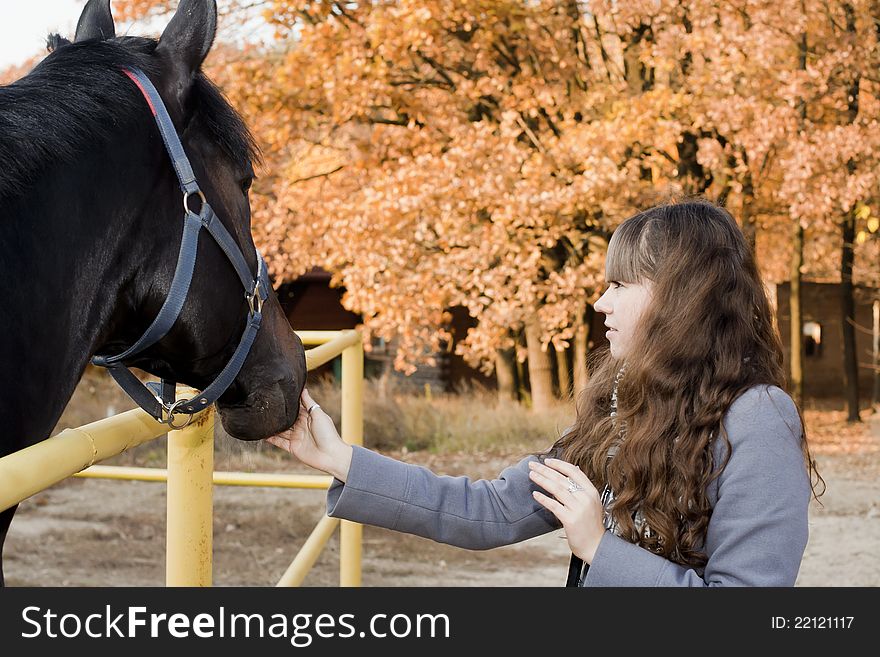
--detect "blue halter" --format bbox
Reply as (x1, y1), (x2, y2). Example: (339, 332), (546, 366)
(91, 67), (269, 429)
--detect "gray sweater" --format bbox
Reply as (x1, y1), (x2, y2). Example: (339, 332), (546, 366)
(326, 384), (812, 586)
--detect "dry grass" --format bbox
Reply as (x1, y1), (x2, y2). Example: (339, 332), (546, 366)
(303, 374), (575, 455)
(51, 367), (575, 470)
(52, 366), (876, 470)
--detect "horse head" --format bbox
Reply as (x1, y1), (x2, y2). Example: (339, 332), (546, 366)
(62, 0), (306, 440)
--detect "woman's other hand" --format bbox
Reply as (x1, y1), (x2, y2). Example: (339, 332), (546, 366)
(266, 388), (353, 482)
(528, 458), (606, 564)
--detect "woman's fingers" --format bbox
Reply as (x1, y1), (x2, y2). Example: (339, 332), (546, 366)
(532, 490), (568, 519)
(301, 387), (314, 407)
(529, 459), (599, 503)
(543, 458), (597, 494)
(266, 434), (290, 452)
(528, 462), (573, 501)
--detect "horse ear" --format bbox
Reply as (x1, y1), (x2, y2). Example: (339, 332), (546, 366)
(156, 0), (218, 85)
(47, 35), (72, 52)
(74, 0), (115, 42)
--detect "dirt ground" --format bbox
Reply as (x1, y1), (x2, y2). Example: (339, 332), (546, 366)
(5, 410), (879, 587)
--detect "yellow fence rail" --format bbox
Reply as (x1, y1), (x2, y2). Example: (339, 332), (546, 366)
(0, 329), (364, 587)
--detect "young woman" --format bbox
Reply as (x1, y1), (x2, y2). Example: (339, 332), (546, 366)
(268, 199), (824, 587)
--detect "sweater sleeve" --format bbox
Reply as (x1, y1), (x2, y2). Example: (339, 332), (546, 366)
(326, 445), (561, 549)
(583, 385), (812, 587)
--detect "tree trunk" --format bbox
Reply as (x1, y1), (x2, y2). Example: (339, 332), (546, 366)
(872, 299), (879, 409)
(790, 222), (804, 408)
(789, 21), (808, 409)
(515, 343), (528, 402)
(676, 131), (711, 193)
(741, 173), (757, 256)
(524, 318), (555, 412)
(573, 306), (593, 397)
(494, 347), (519, 404)
(376, 358), (393, 403)
(555, 342), (571, 400)
(623, 23), (654, 94)
(840, 2), (862, 422)
(840, 5), (861, 423)
(841, 214), (861, 422)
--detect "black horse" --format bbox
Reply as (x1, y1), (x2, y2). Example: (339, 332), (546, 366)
(0, 0), (307, 585)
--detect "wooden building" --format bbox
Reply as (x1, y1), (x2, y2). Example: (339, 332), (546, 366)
(277, 268), (494, 391)
(774, 282), (878, 399)
(277, 268), (611, 392)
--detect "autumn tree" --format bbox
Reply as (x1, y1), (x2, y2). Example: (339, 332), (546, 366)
(104, 0), (880, 414)
(772, 0), (880, 421)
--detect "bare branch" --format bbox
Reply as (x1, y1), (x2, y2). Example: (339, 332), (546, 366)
(290, 166), (344, 185)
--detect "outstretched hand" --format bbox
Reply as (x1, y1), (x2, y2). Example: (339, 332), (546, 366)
(266, 388), (353, 482)
(528, 458), (606, 564)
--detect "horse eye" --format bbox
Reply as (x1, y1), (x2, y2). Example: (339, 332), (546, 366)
(241, 176), (254, 193)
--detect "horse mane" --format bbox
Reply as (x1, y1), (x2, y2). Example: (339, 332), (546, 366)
(0, 36), (259, 201)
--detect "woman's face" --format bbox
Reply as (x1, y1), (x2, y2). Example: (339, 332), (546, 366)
(594, 277), (654, 360)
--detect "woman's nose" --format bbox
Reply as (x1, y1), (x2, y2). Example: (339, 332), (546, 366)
(594, 290), (611, 314)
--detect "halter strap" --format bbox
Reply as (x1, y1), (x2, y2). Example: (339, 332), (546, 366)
(121, 68), (199, 195)
(90, 67), (269, 427)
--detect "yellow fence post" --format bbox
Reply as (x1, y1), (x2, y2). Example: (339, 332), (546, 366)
(1, 331), (362, 587)
(340, 334), (364, 587)
(166, 387), (214, 587)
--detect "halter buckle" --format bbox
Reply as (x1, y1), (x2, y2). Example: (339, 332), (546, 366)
(156, 396), (196, 430)
(246, 279), (264, 316)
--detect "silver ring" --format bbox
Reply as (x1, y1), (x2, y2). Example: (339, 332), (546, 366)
(307, 402), (320, 414)
(183, 189), (206, 214)
(566, 478), (584, 494)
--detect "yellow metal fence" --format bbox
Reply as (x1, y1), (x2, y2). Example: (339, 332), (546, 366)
(0, 329), (364, 587)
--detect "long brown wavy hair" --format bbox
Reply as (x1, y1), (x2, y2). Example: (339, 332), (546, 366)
(551, 199), (824, 568)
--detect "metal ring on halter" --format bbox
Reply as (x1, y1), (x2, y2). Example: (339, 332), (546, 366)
(183, 189), (207, 215)
(158, 398), (196, 430)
